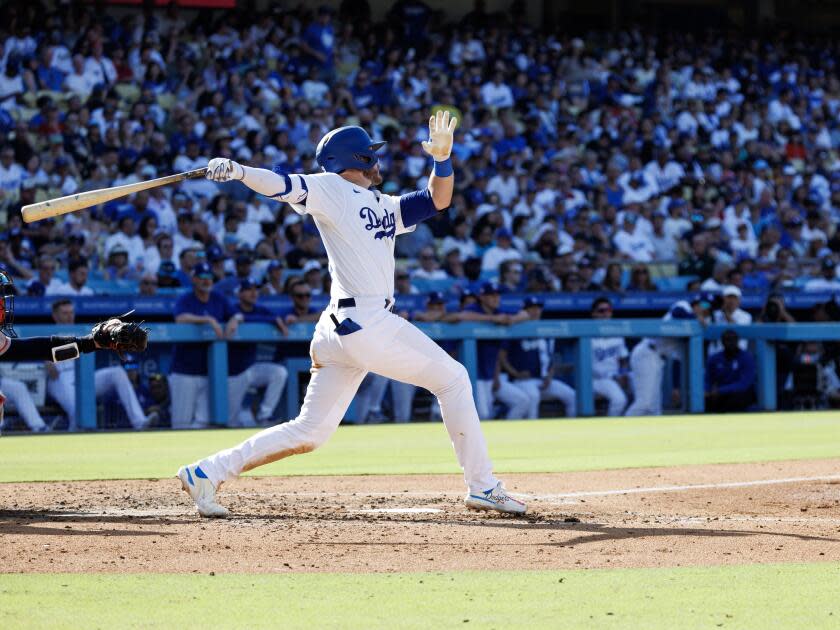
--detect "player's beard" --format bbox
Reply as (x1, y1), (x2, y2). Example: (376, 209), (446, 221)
(363, 166), (383, 186)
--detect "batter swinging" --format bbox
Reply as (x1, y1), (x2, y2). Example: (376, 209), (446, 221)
(177, 110), (526, 517)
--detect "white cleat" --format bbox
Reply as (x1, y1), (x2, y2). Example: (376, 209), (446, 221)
(176, 464), (230, 518)
(465, 482), (527, 515)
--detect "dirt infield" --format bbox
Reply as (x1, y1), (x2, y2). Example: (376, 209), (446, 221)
(2, 458), (839, 574)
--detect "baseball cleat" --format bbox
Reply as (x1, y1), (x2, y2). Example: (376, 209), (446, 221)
(465, 482), (527, 515)
(176, 464), (229, 518)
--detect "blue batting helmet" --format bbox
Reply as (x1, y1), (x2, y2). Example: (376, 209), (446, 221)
(315, 126), (386, 173)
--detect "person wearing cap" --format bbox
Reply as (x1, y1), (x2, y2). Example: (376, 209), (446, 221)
(456, 281), (530, 419)
(709, 285), (752, 353)
(215, 250), (255, 296)
(224, 278), (289, 426)
(122, 355), (163, 428)
(170, 262), (238, 428)
(502, 297), (577, 418)
(261, 260), (285, 296)
(804, 258), (840, 292)
(301, 259), (325, 295)
(104, 244), (138, 281)
(705, 330), (756, 413)
(157, 260), (181, 289)
(590, 297), (630, 416)
(613, 212), (655, 262)
(46, 300), (153, 431)
(626, 299), (699, 417)
(104, 211), (145, 270)
(481, 227), (522, 273)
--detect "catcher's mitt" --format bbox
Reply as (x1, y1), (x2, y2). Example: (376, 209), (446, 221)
(91, 310), (149, 358)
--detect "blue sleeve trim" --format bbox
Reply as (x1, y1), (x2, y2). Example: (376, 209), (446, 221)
(268, 173), (292, 199)
(298, 175), (308, 204)
(399, 189), (439, 227)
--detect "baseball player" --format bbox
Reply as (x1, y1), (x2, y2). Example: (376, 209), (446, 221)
(47, 300), (152, 432)
(589, 297), (629, 416)
(169, 262), (237, 429)
(502, 297), (577, 418)
(625, 299), (701, 416)
(458, 282), (530, 420)
(178, 111), (526, 516)
(0, 272), (147, 431)
(224, 278), (289, 427)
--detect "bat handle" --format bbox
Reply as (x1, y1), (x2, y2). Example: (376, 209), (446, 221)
(184, 167), (209, 180)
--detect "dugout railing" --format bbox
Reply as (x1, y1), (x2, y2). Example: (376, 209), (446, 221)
(13, 321), (840, 428)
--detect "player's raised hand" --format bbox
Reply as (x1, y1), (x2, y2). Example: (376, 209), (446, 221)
(206, 158), (245, 183)
(421, 109), (458, 162)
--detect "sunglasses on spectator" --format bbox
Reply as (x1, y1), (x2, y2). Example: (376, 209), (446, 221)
(293, 291), (312, 298)
(594, 306), (612, 314)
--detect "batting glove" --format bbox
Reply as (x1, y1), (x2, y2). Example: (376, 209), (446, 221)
(206, 158), (245, 183)
(421, 109), (458, 162)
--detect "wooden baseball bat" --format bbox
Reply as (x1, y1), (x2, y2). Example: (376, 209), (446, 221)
(21, 167), (209, 223)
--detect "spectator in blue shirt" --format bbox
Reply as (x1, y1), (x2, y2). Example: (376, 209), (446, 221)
(302, 6), (335, 74)
(705, 329), (756, 413)
(169, 262), (237, 429)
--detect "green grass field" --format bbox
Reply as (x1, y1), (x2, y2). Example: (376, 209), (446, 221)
(2, 411), (839, 628)
(2, 564), (839, 629)
(1, 411), (838, 482)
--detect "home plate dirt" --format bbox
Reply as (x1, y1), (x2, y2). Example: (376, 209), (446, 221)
(1, 458), (839, 574)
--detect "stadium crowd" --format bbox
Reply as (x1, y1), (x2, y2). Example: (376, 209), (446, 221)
(1, 1), (840, 430)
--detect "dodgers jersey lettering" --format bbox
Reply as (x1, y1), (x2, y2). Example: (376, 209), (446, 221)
(291, 173), (416, 300)
(591, 337), (629, 379)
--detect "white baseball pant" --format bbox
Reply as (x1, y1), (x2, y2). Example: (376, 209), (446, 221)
(48, 366), (147, 430)
(354, 373), (389, 423)
(592, 378), (628, 416)
(625, 341), (664, 416)
(226, 370), (253, 427)
(198, 298), (498, 493)
(474, 373), (531, 420)
(518, 378), (577, 418)
(390, 380), (417, 423)
(249, 362), (288, 422)
(168, 373), (209, 429)
(1, 377), (47, 431)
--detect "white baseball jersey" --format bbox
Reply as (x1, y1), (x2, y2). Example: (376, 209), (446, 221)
(290, 173), (416, 300)
(591, 337), (629, 379)
(197, 163), (503, 496)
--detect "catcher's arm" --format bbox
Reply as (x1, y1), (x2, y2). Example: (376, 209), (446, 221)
(0, 312), (149, 362)
(0, 334), (98, 362)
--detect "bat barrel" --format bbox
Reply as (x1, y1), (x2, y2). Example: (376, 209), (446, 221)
(21, 167), (208, 223)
